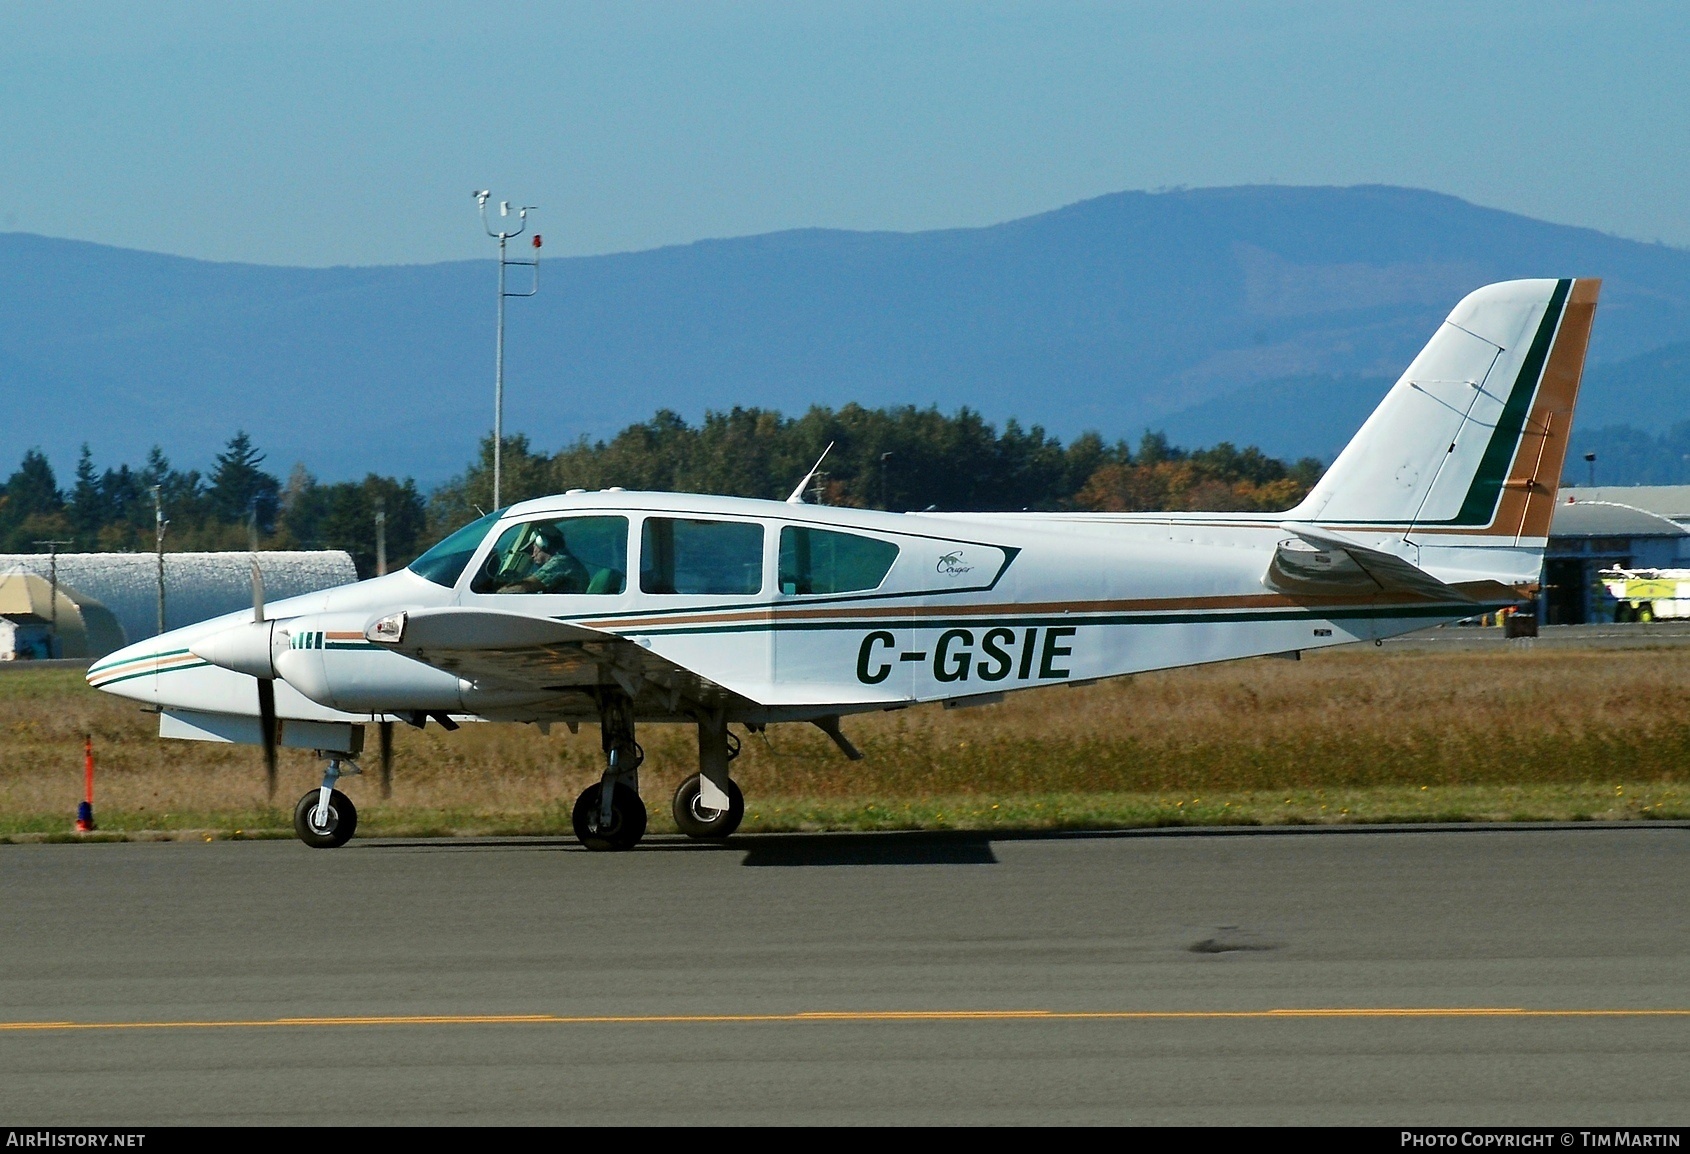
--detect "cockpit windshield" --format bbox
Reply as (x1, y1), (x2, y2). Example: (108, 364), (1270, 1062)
(407, 510), (505, 588)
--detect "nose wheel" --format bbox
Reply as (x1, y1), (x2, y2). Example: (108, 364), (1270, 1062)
(293, 788), (357, 848)
(293, 754), (360, 848)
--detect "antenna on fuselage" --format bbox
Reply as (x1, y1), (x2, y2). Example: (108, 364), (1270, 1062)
(786, 442), (834, 504)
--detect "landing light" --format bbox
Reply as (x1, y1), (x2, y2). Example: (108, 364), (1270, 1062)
(367, 612), (406, 645)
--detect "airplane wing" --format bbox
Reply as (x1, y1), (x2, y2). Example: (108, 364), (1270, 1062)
(364, 607), (757, 710)
(1269, 522), (1517, 605)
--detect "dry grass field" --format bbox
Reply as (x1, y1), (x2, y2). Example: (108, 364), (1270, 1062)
(3, 640), (1688, 839)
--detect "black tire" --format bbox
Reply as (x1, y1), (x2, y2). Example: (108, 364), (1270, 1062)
(572, 782), (647, 851)
(293, 788), (357, 849)
(672, 774), (745, 840)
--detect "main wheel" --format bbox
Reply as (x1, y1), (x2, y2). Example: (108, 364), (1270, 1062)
(672, 774), (745, 840)
(293, 788), (357, 849)
(572, 782), (647, 851)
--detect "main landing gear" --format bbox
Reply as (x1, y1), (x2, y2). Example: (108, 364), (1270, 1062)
(672, 712), (744, 840)
(567, 697), (746, 851)
(294, 755), (359, 848)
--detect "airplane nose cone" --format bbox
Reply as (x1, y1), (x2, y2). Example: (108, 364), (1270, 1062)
(189, 620), (276, 679)
(86, 635), (168, 702)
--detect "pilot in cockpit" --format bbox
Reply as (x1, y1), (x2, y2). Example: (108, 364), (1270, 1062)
(499, 524), (589, 594)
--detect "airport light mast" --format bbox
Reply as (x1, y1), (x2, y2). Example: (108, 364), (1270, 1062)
(151, 485), (168, 635)
(32, 539), (71, 657)
(474, 191), (540, 511)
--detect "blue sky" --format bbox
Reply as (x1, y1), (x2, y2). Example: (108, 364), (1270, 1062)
(2, 1), (1686, 266)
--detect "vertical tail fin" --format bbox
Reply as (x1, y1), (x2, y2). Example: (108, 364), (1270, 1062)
(1293, 277), (1600, 541)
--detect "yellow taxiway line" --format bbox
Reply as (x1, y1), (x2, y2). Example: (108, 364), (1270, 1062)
(2, 1008), (1688, 1032)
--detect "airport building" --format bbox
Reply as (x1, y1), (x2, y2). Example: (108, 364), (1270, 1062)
(0, 571), (126, 660)
(0, 551), (356, 660)
(1542, 486), (1690, 624)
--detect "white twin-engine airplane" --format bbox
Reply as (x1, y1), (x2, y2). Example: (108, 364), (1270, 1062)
(90, 278), (1599, 851)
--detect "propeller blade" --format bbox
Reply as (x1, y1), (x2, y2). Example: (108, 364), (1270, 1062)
(251, 557), (266, 623)
(378, 720), (393, 799)
(257, 677), (278, 800)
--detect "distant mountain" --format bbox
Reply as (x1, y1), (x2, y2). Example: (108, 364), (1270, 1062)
(1158, 373), (1394, 463)
(1157, 338), (1690, 470)
(3, 184), (1689, 485)
(1577, 339), (1690, 427)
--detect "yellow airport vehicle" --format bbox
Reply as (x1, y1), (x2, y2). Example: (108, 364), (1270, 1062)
(1600, 567), (1690, 621)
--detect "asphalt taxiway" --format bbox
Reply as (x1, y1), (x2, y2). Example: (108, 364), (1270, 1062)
(1, 824), (1685, 1124)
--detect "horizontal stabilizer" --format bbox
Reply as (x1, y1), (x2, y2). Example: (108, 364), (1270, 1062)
(1268, 522), (1516, 607)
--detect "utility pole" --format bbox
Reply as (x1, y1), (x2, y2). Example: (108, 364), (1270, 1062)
(33, 539), (71, 658)
(374, 498), (388, 577)
(474, 190), (540, 510)
(151, 486), (168, 635)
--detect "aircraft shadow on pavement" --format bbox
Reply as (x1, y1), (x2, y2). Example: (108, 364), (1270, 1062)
(353, 830), (997, 864)
(352, 819), (1686, 858)
(730, 819), (1688, 864)
(738, 830), (998, 867)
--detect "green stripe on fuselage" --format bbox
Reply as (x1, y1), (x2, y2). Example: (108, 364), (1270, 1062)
(87, 647), (193, 676)
(626, 602), (1477, 638)
(89, 659), (211, 688)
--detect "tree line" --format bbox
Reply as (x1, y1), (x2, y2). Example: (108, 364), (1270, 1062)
(0, 433), (426, 578)
(1, 406), (1323, 576)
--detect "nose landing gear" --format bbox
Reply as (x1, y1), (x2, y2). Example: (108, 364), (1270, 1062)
(293, 755), (360, 848)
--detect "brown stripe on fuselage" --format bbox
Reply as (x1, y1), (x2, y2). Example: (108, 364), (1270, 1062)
(87, 651), (201, 684)
(587, 587), (1456, 631)
(89, 651), (198, 677)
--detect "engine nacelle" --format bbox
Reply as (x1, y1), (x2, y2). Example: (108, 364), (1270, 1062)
(272, 612), (466, 713)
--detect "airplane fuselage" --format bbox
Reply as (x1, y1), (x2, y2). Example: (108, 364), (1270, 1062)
(89, 490), (1516, 734)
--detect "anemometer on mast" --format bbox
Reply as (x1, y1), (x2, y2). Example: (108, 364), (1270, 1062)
(475, 191), (541, 510)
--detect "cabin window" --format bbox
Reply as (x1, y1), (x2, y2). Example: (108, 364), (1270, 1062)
(640, 518), (764, 595)
(471, 516), (629, 595)
(408, 510), (505, 588)
(779, 527), (899, 594)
